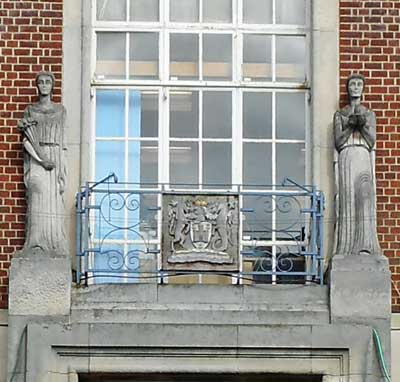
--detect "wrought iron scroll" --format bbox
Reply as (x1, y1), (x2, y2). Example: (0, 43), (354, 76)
(76, 177), (324, 285)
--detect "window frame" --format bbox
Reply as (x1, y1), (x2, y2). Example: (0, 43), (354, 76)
(86, 0), (315, 284)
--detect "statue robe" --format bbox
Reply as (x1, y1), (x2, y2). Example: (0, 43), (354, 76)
(333, 104), (381, 255)
(22, 103), (67, 255)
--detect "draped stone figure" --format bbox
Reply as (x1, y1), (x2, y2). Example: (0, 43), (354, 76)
(18, 72), (68, 256)
(333, 74), (381, 256)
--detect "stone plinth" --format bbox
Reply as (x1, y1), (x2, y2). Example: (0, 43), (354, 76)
(330, 253), (391, 375)
(9, 256), (71, 316)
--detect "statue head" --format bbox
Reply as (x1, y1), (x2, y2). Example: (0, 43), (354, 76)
(35, 71), (55, 97)
(346, 73), (365, 100)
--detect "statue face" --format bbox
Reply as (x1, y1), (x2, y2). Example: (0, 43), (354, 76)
(37, 75), (53, 96)
(347, 78), (364, 98)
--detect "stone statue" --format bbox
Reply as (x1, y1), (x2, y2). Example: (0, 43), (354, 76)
(17, 71), (68, 256)
(333, 73), (381, 256)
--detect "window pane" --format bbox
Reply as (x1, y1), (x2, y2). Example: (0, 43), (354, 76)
(170, 34), (199, 80)
(96, 33), (126, 79)
(130, 0), (159, 21)
(127, 195), (159, 241)
(96, 90), (125, 137)
(203, 142), (231, 187)
(203, 34), (232, 81)
(243, 92), (272, 139)
(128, 141), (158, 185)
(276, 36), (306, 83)
(276, 143), (305, 185)
(203, 91), (231, 138)
(97, 0), (126, 21)
(95, 141), (125, 181)
(129, 90), (158, 138)
(243, 0), (272, 24)
(170, 141), (199, 187)
(94, 244), (125, 284)
(242, 197), (272, 240)
(203, 0), (232, 23)
(129, 32), (159, 80)
(243, 143), (272, 186)
(276, 0), (306, 25)
(276, 93), (305, 140)
(170, 91), (199, 138)
(170, 0), (199, 22)
(243, 34), (272, 81)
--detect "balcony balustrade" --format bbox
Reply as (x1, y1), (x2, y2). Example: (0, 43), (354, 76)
(76, 174), (324, 285)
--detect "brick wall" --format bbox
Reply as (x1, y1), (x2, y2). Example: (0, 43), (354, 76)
(339, 0), (400, 312)
(0, 0), (63, 309)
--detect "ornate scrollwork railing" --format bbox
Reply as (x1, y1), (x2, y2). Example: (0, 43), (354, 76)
(76, 175), (324, 285)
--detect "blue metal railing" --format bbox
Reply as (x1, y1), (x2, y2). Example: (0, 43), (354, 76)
(76, 174), (325, 285)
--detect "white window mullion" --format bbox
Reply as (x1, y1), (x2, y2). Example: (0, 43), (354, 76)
(126, 0), (129, 22)
(305, 91), (311, 186)
(91, 29), (97, 82)
(161, 88), (169, 186)
(199, 0), (203, 23)
(271, 34), (276, 83)
(232, 89), (242, 186)
(161, 29), (168, 83)
(199, 33), (203, 82)
(91, 88), (97, 182)
(272, 0), (276, 25)
(199, 89), (203, 189)
(125, 32), (130, 80)
(271, 91), (277, 283)
(123, 88), (130, 280)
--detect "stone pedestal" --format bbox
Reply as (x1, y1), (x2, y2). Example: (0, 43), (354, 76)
(330, 254), (392, 378)
(9, 256), (71, 316)
(8, 255), (72, 382)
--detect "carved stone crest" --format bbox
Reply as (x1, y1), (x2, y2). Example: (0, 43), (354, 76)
(162, 194), (239, 271)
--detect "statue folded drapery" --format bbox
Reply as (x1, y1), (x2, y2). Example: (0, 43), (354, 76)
(333, 74), (381, 256)
(18, 72), (68, 256)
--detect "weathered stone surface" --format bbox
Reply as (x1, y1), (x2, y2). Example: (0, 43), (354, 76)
(9, 257), (71, 316)
(0, 311), (7, 382)
(17, 72), (68, 257)
(71, 284), (330, 325)
(333, 74), (381, 256)
(12, 321), (380, 382)
(330, 253), (391, 374)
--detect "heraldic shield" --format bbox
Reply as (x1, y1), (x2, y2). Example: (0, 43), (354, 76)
(162, 194), (239, 271)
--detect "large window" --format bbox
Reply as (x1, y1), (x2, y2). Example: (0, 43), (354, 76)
(90, 0), (311, 284)
(92, 0), (310, 188)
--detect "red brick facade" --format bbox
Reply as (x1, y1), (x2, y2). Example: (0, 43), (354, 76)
(339, 0), (400, 312)
(0, 0), (63, 309)
(1, 0), (400, 311)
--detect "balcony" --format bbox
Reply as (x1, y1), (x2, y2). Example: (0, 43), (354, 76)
(76, 174), (324, 286)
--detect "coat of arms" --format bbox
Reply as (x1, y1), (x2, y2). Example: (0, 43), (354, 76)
(162, 194), (239, 271)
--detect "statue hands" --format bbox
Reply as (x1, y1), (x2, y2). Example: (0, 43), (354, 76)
(348, 114), (359, 130)
(17, 117), (38, 132)
(348, 112), (367, 131)
(357, 113), (367, 126)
